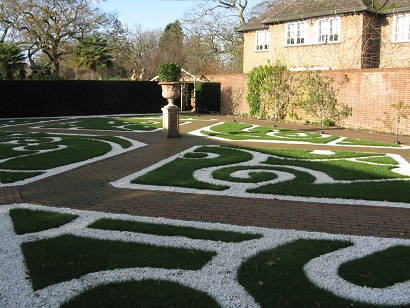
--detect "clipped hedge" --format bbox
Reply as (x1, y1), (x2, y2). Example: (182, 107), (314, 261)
(0, 80), (168, 118)
(195, 82), (221, 113)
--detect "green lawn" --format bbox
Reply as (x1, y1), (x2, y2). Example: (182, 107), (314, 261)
(0, 118), (62, 127)
(40, 117), (163, 131)
(0, 132), (136, 184)
(130, 145), (410, 203)
(200, 122), (401, 147)
(89, 218), (262, 242)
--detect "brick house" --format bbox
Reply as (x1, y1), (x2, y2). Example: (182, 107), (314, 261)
(238, 0), (410, 72)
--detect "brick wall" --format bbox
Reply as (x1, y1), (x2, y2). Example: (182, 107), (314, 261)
(208, 74), (250, 115)
(209, 68), (410, 135)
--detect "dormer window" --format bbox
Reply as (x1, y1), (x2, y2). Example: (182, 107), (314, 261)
(393, 13), (410, 42)
(255, 30), (270, 51)
(286, 21), (306, 45)
(317, 17), (341, 43)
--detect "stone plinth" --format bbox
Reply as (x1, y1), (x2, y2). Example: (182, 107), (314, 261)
(162, 104), (181, 138)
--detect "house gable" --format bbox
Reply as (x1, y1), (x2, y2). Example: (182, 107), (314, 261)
(240, 0), (410, 72)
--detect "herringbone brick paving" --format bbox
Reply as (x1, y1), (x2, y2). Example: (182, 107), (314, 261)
(1, 114), (409, 239)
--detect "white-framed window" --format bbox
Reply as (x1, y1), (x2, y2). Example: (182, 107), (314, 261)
(286, 21), (306, 45)
(317, 17), (341, 43)
(255, 30), (270, 51)
(393, 14), (410, 42)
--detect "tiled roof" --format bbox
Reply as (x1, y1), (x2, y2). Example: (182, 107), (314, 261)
(380, 0), (410, 12)
(239, 0), (410, 32)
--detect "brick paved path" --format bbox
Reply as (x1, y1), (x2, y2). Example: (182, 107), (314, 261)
(1, 115), (410, 239)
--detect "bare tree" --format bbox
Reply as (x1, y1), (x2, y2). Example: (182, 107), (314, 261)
(184, 34), (226, 74)
(3, 0), (111, 78)
(182, 0), (252, 73)
(0, 0), (18, 42)
(248, 0), (279, 19)
(101, 18), (134, 78)
(126, 25), (163, 80)
(380, 100), (410, 143)
(217, 0), (248, 27)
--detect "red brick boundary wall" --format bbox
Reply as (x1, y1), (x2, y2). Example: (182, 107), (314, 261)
(208, 68), (410, 135)
(208, 74), (251, 116)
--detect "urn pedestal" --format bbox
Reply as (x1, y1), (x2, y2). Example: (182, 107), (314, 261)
(161, 104), (181, 138)
(159, 82), (181, 138)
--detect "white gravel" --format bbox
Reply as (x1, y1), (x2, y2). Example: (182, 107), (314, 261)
(189, 122), (410, 149)
(0, 134), (146, 187)
(112, 145), (410, 209)
(1, 203), (409, 308)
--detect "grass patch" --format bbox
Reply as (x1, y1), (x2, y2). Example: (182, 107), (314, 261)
(132, 146), (253, 190)
(10, 208), (78, 235)
(201, 122), (402, 147)
(89, 218), (262, 242)
(0, 134), (50, 159)
(184, 152), (209, 159)
(249, 147), (383, 160)
(0, 136), (111, 170)
(0, 145), (32, 160)
(265, 157), (405, 181)
(132, 145), (410, 203)
(338, 245), (410, 288)
(0, 118), (59, 127)
(22, 234), (216, 290)
(250, 168), (410, 203)
(0, 132), (134, 184)
(201, 122), (339, 143)
(236, 239), (380, 307)
(118, 114), (209, 120)
(356, 156), (398, 164)
(0, 133), (132, 165)
(41, 118), (163, 131)
(0, 119), (32, 126)
(212, 166), (279, 183)
(338, 138), (400, 147)
(61, 279), (220, 308)
(2, 138), (110, 170)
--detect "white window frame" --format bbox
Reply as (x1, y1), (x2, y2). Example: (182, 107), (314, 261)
(317, 17), (341, 44)
(255, 30), (270, 51)
(393, 14), (410, 43)
(286, 21), (306, 45)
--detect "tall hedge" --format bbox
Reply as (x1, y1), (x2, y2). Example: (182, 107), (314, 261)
(0, 80), (167, 117)
(195, 82), (221, 113)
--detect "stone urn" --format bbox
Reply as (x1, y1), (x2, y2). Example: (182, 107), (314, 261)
(158, 62), (182, 138)
(159, 81), (181, 106)
(159, 81), (181, 138)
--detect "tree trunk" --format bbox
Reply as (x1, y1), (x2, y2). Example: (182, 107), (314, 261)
(52, 60), (60, 79)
